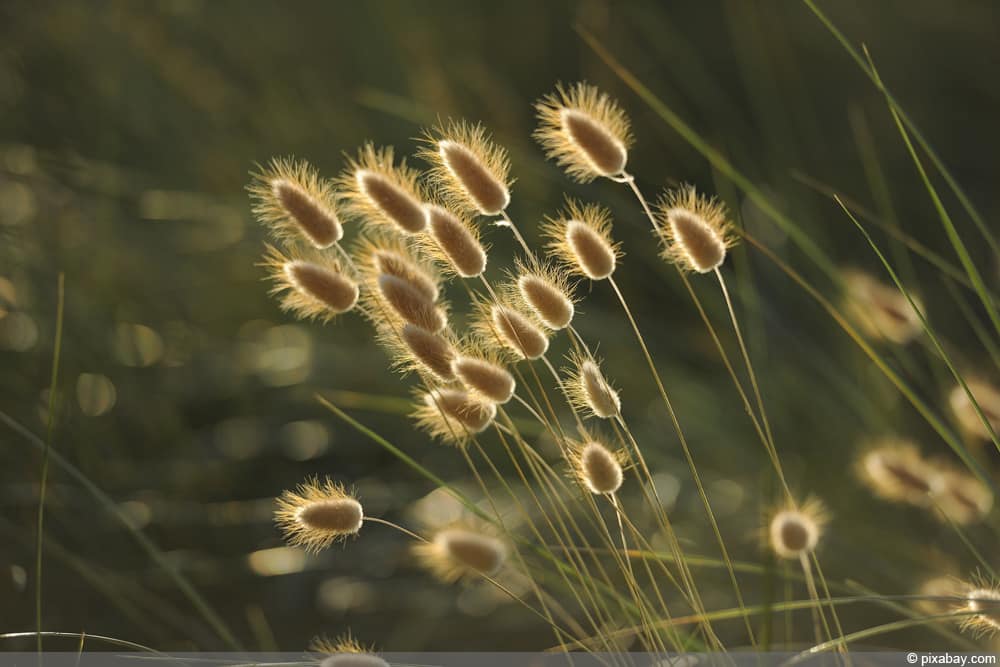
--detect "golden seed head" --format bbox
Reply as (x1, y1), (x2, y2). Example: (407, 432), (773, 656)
(419, 120), (512, 216)
(452, 354), (516, 404)
(396, 323), (457, 381)
(312, 635), (388, 667)
(962, 587), (1000, 636)
(566, 354), (620, 419)
(421, 204), (488, 278)
(949, 379), (1000, 441)
(376, 273), (448, 333)
(768, 500), (826, 560)
(843, 269), (923, 344)
(515, 268), (575, 330)
(576, 441), (624, 495)
(337, 143), (427, 234)
(487, 305), (549, 360)
(274, 477), (363, 553)
(262, 245), (358, 322)
(543, 199), (620, 281)
(934, 468), (993, 525)
(534, 82), (633, 182)
(414, 387), (497, 445)
(249, 158), (343, 248)
(353, 233), (440, 303)
(656, 185), (734, 273)
(414, 526), (507, 582)
(914, 576), (963, 616)
(856, 440), (940, 506)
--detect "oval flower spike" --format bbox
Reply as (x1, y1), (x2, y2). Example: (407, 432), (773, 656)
(842, 269), (924, 344)
(421, 205), (488, 278)
(856, 440), (940, 507)
(419, 120), (511, 216)
(948, 379), (1000, 441)
(534, 82), (633, 182)
(262, 245), (359, 322)
(510, 261), (576, 330)
(413, 387), (497, 444)
(377, 322), (456, 382)
(338, 143), (428, 234)
(249, 158), (343, 248)
(543, 199), (621, 281)
(414, 526), (507, 582)
(376, 273), (447, 333)
(312, 635), (389, 667)
(473, 301), (549, 361)
(354, 234), (440, 303)
(452, 353), (516, 404)
(934, 468), (993, 525)
(962, 586), (1000, 636)
(768, 499), (826, 560)
(566, 353), (621, 419)
(656, 185), (735, 274)
(274, 477), (363, 552)
(573, 440), (625, 495)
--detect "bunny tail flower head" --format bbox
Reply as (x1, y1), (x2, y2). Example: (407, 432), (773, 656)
(842, 269), (924, 345)
(413, 387), (497, 445)
(249, 158), (343, 248)
(377, 321), (457, 382)
(543, 198), (621, 281)
(337, 143), (428, 234)
(452, 349), (517, 404)
(534, 82), (633, 182)
(312, 634), (389, 667)
(353, 233), (441, 304)
(961, 583), (1000, 636)
(275, 477), (363, 553)
(565, 352), (621, 419)
(656, 185), (736, 274)
(471, 297), (549, 361)
(856, 439), (940, 507)
(419, 120), (512, 216)
(414, 525), (508, 582)
(506, 259), (577, 330)
(571, 439), (626, 496)
(262, 245), (359, 322)
(419, 204), (488, 278)
(767, 499), (827, 560)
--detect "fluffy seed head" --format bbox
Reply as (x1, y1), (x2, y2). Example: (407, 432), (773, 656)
(543, 199), (620, 280)
(312, 635), (388, 667)
(935, 468), (993, 525)
(574, 441), (625, 495)
(511, 262), (576, 330)
(768, 500), (826, 560)
(566, 354), (620, 419)
(378, 323), (456, 381)
(483, 304), (549, 360)
(249, 158), (343, 248)
(915, 577), (964, 616)
(376, 273), (447, 333)
(949, 379), (1000, 441)
(353, 233), (440, 303)
(843, 269), (923, 344)
(421, 204), (488, 278)
(452, 354), (516, 404)
(656, 185), (735, 273)
(856, 440), (940, 506)
(534, 82), (633, 182)
(962, 586), (1000, 636)
(414, 387), (497, 445)
(337, 143), (427, 234)
(262, 245), (358, 322)
(419, 120), (511, 216)
(414, 526), (507, 582)
(275, 477), (363, 552)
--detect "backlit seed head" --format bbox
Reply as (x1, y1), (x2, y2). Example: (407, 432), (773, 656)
(767, 499), (826, 560)
(934, 468), (993, 525)
(312, 634), (388, 667)
(452, 353), (516, 404)
(375, 273), (448, 333)
(353, 233), (440, 303)
(534, 82), (633, 182)
(915, 576), (964, 617)
(506, 260), (576, 330)
(414, 526), (508, 582)
(656, 185), (735, 273)
(961, 584), (1000, 636)
(566, 353), (621, 419)
(572, 440), (625, 495)
(543, 199), (621, 280)
(420, 204), (488, 278)
(337, 143), (428, 234)
(856, 439), (940, 506)
(949, 379), (1000, 441)
(275, 477), (363, 552)
(418, 120), (512, 216)
(262, 245), (359, 322)
(472, 300), (549, 361)
(378, 322), (457, 382)
(843, 269), (924, 345)
(413, 387), (497, 445)
(249, 158), (343, 248)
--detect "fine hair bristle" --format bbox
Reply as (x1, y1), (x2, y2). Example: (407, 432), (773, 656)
(398, 323), (456, 381)
(418, 120), (512, 216)
(353, 233), (440, 303)
(511, 262), (576, 330)
(452, 354), (516, 404)
(274, 477), (363, 553)
(337, 143), (427, 234)
(414, 387), (497, 445)
(312, 634), (388, 667)
(656, 184), (734, 274)
(422, 204), (488, 278)
(768, 500), (826, 560)
(566, 354), (620, 419)
(534, 82), (633, 182)
(376, 273), (448, 333)
(543, 199), (620, 281)
(575, 440), (624, 495)
(962, 586), (1000, 636)
(486, 304), (549, 360)
(948, 378), (1000, 441)
(249, 158), (343, 248)
(856, 439), (940, 507)
(842, 269), (924, 345)
(414, 526), (507, 582)
(262, 245), (359, 322)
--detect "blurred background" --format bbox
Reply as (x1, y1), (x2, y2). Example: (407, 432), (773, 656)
(1, 0), (998, 653)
